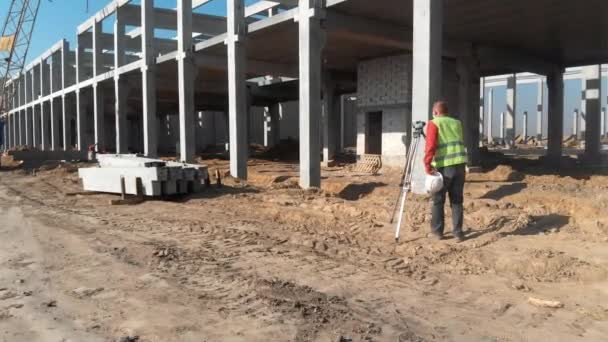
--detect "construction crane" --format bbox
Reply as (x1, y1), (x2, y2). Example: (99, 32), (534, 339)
(0, 0), (42, 113)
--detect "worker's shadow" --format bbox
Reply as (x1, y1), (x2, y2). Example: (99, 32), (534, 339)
(338, 182), (387, 201)
(465, 213), (569, 240)
(479, 182), (527, 201)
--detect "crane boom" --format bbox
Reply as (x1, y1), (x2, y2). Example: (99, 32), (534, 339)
(0, 0), (42, 112)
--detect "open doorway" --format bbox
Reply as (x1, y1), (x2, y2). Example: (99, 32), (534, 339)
(365, 111), (382, 154)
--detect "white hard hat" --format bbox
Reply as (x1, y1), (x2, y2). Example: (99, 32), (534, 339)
(425, 172), (444, 194)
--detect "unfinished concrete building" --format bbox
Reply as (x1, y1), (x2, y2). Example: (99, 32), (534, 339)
(2, 0), (608, 193)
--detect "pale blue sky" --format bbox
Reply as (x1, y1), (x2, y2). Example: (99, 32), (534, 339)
(1, 0), (606, 135)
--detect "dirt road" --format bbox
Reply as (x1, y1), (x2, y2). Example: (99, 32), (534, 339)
(0, 163), (607, 341)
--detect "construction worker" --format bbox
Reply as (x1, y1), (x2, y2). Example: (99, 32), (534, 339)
(424, 101), (467, 242)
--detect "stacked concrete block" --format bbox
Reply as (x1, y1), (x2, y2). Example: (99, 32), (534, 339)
(79, 154), (208, 197)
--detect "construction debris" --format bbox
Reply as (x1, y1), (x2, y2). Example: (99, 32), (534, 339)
(527, 297), (564, 309)
(78, 154), (208, 197)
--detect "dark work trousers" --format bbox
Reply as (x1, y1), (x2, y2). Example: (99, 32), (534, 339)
(431, 163), (466, 236)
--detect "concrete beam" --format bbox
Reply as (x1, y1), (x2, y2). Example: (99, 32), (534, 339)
(77, 0), (131, 34)
(476, 46), (559, 76)
(120, 4), (227, 36)
(325, 9), (470, 58)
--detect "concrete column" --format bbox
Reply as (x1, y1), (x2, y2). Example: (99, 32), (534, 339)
(11, 113), (16, 148)
(227, 0), (248, 178)
(500, 112), (505, 140)
(25, 107), (31, 146)
(50, 55), (60, 150)
(31, 68), (36, 103)
(40, 101), (49, 150)
(479, 77), (485, 139)
(61, 40), (72, 150)
(141, 0), (158, 157)
(76, 34), (86, 150)
(339, 95), (346, 151)
(547, 70), (564, 162)
(580, 75), (587, 140)
(20, 110), (26, 146)
(7, 114), (12, 149)
(602, 107), (607, 138)
(93, 20), (105, 152)
(62, 95), (71, 150)
(13, 113), (18, 147)
(23, 75), (29, 148)
(40, 59), (49, 97)
(177, 0), (196, 162)
(264, 104), (281, 148)
(322, 73), (337, 163)
(48, 98), (59, 151)
(93, 84), (104, 151)
(2, 118), (7, 150)
(14, 111), (20, 147)
(522, 111), (528, 140)
(411, 0), (442, 193)
(506, 74), (517, 142)
(298, 0), (325, 188)
(222, 110), (229, 152)
(31, 68), (38, 148)
(537, 78), (544, 139)
(33, 105), (40, 148)
(582, 65), (602, 159)
(572, 109), (579, 136)
(487, 88), (493, 143)
(114, 7), (128, 154)
(76, 89), (90, 151)
(115, 78), (129, 154)
(51, 98), (61, 150)
(458, 58), (481, 166)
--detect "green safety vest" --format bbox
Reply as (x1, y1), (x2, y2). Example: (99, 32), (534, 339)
(431, 115), (467, 168)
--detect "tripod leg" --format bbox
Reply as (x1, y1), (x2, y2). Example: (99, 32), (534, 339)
(394, 191), (410, 242)
(390, 138), (416, 223)
(393, 135), (422, 242)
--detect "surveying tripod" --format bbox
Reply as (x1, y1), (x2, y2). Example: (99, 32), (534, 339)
(391, 121), (426, 242)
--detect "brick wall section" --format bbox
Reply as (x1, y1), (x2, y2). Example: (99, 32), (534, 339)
(357, 55), (413, 107)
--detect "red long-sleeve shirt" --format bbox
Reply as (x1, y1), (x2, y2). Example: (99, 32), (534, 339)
(424, 120), (439, 175)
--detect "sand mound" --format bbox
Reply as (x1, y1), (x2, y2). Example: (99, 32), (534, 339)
(468, 165), (524, 182)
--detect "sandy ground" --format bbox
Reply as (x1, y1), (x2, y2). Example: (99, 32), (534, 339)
(0, 155), (607, 341)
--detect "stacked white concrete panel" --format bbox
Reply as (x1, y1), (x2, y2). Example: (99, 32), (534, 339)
(79, 154), (208, 197)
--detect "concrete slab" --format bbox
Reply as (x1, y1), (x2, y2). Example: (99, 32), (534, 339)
(78, 167), (165, 196)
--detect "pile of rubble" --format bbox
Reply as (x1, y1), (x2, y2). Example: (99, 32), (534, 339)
(78, 154), (209, 197)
